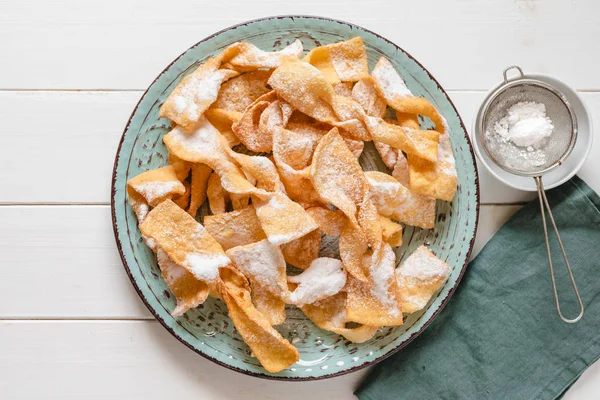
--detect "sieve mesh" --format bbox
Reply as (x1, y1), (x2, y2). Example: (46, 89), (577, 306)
(481, 81), (577, 176)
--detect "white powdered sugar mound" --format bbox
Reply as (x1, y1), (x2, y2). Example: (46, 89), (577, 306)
(287, 258), (347, 306)
(493, 101), (554, 148)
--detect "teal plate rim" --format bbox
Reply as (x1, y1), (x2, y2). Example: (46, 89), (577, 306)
(111, 15), (480, 381)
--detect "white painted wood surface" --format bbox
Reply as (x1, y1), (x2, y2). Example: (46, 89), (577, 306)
(0, 1), (598, 398)
(3, 90), (598, 204)
(1, 0), (599, 90)
(0, 204), (518, 319)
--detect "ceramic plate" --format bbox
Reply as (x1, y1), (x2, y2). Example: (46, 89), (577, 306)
(111, 15), (479, 380)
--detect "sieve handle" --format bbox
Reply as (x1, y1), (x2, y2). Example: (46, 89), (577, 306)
(534, 176), (584, 323)
(503, 65), (525, 84)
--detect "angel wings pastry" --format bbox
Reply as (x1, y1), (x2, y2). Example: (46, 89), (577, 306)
(127, 37), (457, 373)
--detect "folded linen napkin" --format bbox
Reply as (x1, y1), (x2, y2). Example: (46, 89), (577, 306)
(356, 176), (600, 400)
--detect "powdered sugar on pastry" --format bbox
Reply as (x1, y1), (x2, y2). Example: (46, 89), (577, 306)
(186, 252), (230, 282)
(374, 141), (399, 169)
(172, 95), (188, 114)
(437, 122), (457, 177)
(226, 239), (288, 296)
(254, 192), (319, 246)
(139, 200), (230, 283)
(352, 77), (387, 118)
(287, 258), (346, 306)
(400, 246), (448, 280)
(310, 129), (368, 226)
(159, 57), (238, 130)
(142, 234), (157, 252)
(191, 70), (231, 104)
(225, 40), (303, 70)
(267, 195), (286, 210)
(169, 69), (231, 122)
(157, 249), (209, 317)
(365, 171), (436, 229)
(391, 151), (410, 187)
(127, 165), (186, 208)
(158, 249), (189, 284)
(133, 181), (183, 205)
(395, 245), (450, 313)
(329, 305), (348, 328)
(371, 57), (413, 101)
(129, 195), (149, 223)
(406, 118), (457, 202)
(368, 243), (400, 317)
(163, 116), (224, 162)
(327, 37), (370, 82)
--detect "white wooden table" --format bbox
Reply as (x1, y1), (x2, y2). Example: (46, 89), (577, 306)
(1, 1), (599, 398)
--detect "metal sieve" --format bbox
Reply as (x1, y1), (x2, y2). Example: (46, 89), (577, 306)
(477, 66), (583, 323)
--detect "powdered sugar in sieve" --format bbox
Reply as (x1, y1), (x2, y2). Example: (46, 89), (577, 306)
(480, 73), (577, 177)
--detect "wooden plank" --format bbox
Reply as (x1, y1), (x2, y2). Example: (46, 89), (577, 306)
(0, 91), (141, 203)
(2, 91), (598, 204)
(0, 320), (367, 399)
(0, 205), (152, 319)
(0, 204), (519, 319)
(0, 316), (592, 399)
(1, 1), (599, 90)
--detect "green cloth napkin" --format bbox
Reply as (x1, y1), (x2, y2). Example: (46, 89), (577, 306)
(356, 176), (600, 400)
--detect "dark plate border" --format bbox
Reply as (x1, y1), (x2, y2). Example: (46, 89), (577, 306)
(111, 15), (481, 381)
